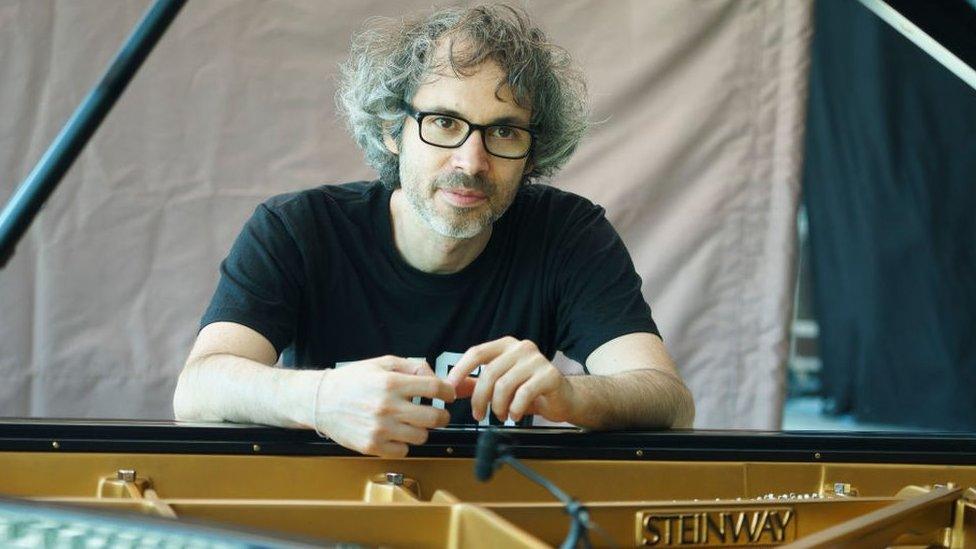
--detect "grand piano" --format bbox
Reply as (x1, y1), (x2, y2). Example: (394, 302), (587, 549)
(1, 0), (975, 547)
(2, 421), (976, 547)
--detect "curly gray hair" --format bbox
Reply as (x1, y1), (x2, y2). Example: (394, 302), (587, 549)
(336, 4), (589, 188)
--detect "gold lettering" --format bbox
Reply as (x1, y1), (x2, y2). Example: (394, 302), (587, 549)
(705, 512), (726, 543)
(725, 512), (747, 542)
(663, 514), (674, 545)
(771, 510), (794, 542)
(758, 511), (778, 541)
(642, 515), (662, 546)
(638, 508), (795, 547)
(748, 511), (768, 542)
(643, 514), (679, 545)
(678, 514), (697, 544)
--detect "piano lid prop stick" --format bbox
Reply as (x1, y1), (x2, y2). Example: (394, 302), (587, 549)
(0, 0), (187, 268)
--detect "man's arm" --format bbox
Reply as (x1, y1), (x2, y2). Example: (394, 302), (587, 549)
(447, 332), (694, 429)
(567, 332), (694, 429)
(174, 322), (455, 457)
(173, 322), (316, 427)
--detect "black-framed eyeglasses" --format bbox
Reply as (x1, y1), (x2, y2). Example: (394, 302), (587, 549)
(402, 104), (534, 160)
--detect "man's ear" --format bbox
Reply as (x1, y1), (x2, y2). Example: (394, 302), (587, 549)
(383, 132), (399, 155)
(522, 159), (534, 176)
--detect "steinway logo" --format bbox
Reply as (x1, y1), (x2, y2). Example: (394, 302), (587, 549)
(637, 507), (796, 546)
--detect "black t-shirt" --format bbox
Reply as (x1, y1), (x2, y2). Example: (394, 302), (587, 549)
(201, 181), (658, 424)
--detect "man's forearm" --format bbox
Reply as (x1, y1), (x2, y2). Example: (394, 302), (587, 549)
(565, 369), (695, 430)
(173, 354), (319, 428)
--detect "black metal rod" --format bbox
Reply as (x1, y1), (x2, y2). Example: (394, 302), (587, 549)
(499, 454), (594, 548)
(500, 454), (574, 503)
(0, 0), (187, 268)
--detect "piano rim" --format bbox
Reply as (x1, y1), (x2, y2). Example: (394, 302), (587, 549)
(0, 418), (974, 464)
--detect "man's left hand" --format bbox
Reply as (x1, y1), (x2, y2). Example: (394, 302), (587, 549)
(446, 336), (574, 423)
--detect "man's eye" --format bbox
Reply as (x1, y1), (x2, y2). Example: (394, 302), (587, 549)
(489, 126), (516, 140)
(433, 117), (457, 129)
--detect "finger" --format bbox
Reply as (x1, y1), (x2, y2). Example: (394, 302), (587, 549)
(446, 337), (515, 385)
(455, 376), (478, 399)
(403, 359), (437, 377)
(388, 372), (456, 402)
(491, 359), (537, 421)
(376, 357), (434, 376)
(521, 396), (543, 418)
(370, 355), (416, 372)
(367, 441), (409, 459)
(400, 402), (452, 429)
(471, 351), (518, 421)
(387, 423), (430, 446)
(508, 374), (552, 422)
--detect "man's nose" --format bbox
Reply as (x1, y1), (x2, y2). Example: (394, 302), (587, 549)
(451, 129), (491, 175)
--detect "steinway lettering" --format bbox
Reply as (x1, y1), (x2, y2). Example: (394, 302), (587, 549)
(638, 507), (795, 546)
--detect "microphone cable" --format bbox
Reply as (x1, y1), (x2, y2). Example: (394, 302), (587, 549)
(474, 428), (618, 548)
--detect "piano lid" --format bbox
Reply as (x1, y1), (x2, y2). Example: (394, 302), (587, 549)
(857, 0), (976, 90)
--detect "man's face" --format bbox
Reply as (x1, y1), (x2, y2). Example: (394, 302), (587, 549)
(393, 59), (532, 239)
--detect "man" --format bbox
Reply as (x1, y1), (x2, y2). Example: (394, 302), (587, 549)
(173, 5), (694, 457)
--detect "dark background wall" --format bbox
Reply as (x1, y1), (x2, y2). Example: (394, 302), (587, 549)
(803, 0), (976, 429)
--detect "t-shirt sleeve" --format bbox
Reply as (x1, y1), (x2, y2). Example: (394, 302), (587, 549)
(200, 203), (304, 356)
(553, 201), (659, 369)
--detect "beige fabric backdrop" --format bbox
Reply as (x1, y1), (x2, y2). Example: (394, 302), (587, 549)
(0, 0), (811, 429)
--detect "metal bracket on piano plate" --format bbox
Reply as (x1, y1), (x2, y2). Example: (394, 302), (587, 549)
(96, 469), (177, 518)
(816, 481), (859, 498)
(953, 487), (976, 548)
(363, 472), (422, 502)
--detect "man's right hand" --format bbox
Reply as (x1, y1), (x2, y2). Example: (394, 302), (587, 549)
(312, 355), (455, 458)
(175, 324), (453, 458)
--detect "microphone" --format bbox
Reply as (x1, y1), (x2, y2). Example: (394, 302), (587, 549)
(474, 427), (502, 481)
(474, 429), (596, 548)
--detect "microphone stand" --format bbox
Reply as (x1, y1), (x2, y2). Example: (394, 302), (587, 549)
(496, 454), (593, 549)
(0, 0), (187, 269)
(476, 429), (593, 549)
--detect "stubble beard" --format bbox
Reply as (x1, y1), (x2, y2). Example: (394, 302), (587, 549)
(401, 169), (502, 239)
